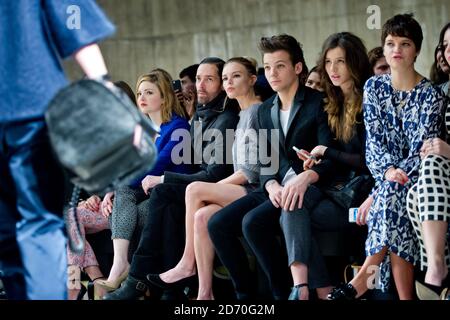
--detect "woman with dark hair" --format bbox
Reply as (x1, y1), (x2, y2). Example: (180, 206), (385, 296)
(430, 44), (450, 86)
(407, 22), (450, 300)
(329, 14), (445, 300)
(285, 32), (372, 300)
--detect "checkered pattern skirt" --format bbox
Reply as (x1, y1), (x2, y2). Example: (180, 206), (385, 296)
(407, 154), (450, 270)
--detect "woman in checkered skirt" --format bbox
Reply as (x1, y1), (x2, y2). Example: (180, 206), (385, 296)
(407, 22), (450, 300)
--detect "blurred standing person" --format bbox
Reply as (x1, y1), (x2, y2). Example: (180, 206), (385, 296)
(0, 0), (114, 299)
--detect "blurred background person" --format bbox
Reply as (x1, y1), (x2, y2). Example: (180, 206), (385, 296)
(305, 66), (324, 91)
(368, 46), (391, 75)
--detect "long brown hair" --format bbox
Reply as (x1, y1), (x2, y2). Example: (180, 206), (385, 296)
(136, 68), (188, 123)
(318, 32), (371, 142)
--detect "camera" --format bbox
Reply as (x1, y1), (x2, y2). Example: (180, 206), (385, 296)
(172, 79), (182, 92)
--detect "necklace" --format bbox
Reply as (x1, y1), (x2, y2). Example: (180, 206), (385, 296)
(394, 88), (413, 108)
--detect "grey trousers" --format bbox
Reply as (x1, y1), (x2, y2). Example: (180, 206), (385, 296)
(280, 185), (348, 289)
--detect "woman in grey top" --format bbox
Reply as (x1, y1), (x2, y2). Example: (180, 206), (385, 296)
(147, 57), (261, 300)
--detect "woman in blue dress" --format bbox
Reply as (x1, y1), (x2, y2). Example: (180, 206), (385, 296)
(329, 14), (445, 300)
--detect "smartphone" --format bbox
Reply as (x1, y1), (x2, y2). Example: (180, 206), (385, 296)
(348, 207), (358, 223)
(172, 79), (182, 92)
(293, 146), (317, 161)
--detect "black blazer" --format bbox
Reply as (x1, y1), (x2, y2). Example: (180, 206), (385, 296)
(257, 85), (334, 191)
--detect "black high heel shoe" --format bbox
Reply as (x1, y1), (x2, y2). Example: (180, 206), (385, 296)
(146, 273), (196, 291)
(288, 283), (308, 300)
(327, 283), (357, 300)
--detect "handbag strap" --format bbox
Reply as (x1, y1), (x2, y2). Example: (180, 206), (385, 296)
(65, 186), (85, 254)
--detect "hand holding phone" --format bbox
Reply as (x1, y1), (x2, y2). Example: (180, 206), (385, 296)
(293, 146), (318, 162)
(172, 79), (182, 92)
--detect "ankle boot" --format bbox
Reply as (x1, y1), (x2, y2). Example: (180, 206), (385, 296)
(102, 275), (148, 300)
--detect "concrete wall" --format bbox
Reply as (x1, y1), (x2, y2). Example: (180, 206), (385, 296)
(64, 0), (450, 89)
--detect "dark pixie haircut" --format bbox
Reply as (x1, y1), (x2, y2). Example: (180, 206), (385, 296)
(368, 46), (384, 69)
(199, 57), (226, 82)
(179, 64), (199, 82)
(224, 57), (257, 76)
(381, 13), (423, 52)
(258, 34), (309, 85)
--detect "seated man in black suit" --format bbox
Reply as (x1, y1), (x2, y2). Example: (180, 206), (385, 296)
(103, 57), (239, 300)
(208, 34), (334, 300)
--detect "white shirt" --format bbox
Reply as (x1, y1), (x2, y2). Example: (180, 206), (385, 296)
(279, 109), (290, 136)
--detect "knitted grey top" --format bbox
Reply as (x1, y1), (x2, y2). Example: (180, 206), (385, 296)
(232, 102), (261, 184)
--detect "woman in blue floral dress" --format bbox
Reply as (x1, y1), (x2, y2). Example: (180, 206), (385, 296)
(328, 14), (445, 300)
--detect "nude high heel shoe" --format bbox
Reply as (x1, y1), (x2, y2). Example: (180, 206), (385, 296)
(96, 266), (130, 292)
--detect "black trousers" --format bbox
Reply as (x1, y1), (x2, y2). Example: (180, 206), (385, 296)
(208, 189), (290, 299)
(129, 183), (187, 280)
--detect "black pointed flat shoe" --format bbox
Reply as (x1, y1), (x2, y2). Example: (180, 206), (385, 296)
(146, 273), (196, 291)
(327, 283), (357, 300)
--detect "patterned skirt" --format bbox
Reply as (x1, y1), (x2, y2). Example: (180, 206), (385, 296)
(407, 155), (450, 270)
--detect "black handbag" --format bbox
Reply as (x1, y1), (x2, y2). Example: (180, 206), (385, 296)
(323, 174), (374, 209)
(45, 79), (158, 195)
(45, 79), (158, 252)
